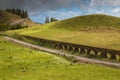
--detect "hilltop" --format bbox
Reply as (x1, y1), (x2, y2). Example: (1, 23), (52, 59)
(0, 10), (39, 26)
(46, 14), (120, 31)
(0, 10), (21, 24)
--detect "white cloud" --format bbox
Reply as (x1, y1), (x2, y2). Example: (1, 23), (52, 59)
(88, 9), (105, 14)
(96, 10), (105, 14)
(111, 8), (120, 14)
(30, 10), (82, 23)
(43, 10), (82, 20)
(90, 0), (120, 7)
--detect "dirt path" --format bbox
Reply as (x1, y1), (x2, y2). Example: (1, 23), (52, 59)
(10, 19), (25, 25)
(4, 36), (120, 68)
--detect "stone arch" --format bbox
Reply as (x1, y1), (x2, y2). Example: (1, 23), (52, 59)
(55, 44), (60, 49)
(93, 50), (98, 57)
(44, 41), (49, 46)
(80, 47), (86, 54)
(62, 45), (67, 50)
(40, 40), (45, 46)
(56, 43), (61, 49)
(110, 53), (116, 59)
(68, 46), (76, 54)
(66, 45), (70, 51)
(90, 50), (95, 55)
(100, 51), (107, 58)
(86, 49), (91, 56)
(106, 52), (111, 59)
(68, 46), (73, 51)
(96, 51), (102, 58)
(84, 49), (88, 54)
(72, 46), (75, 51)
(115, 54), (120, 61)
(77, 48), (81, 54)
(74, 47), (79, 53)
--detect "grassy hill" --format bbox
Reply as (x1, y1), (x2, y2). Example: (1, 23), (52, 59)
(23, 18), (41, 27)
(0, 10), (39, 27)
(6, 14), (120, 50)
(0, 10), (21, 24)
(45, 14), (120, 31)
(0, 36), (120, 80)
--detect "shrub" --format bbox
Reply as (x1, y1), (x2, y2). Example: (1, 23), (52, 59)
(0, 24), (28, 31)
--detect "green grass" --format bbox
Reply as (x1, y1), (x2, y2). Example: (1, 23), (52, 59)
(0, 10), (21, 24)
(6, 14), (120, 50)
(6, 26), (120, 50)
(0, 36), (120, 80)
(0, 10), (39, 27)
(23, 18), (41, 27)
(52, 14), (120, 30)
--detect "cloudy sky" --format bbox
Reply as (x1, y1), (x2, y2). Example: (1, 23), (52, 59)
(0, 0), (120, 23)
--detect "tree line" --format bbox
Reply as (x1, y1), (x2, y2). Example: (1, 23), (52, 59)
(0, 23), (28, 31)
(6, 8), (28, 18)
(45, 17), (58, 24)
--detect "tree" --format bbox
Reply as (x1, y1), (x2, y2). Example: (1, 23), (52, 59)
(24, 10), (28, 18)
(45, 16), (50, 23)
(50, 17), (58, 22)
(5, 8), (28, 18)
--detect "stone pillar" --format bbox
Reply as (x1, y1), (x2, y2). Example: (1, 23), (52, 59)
(110, 53), (116, 60)
(80, 48), (85, 54)
(86, 49), (91, 56)
(67, 45), (70, 51)
(100, 51), (107, 58)
(94, 50), (98, 57)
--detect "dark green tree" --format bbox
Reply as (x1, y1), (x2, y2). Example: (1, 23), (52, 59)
(5, 8), (28, 18)
(50, 17), (58, 22)
(45, 16), (50, 24)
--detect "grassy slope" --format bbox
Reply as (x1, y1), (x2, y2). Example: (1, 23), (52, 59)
(7, 14), (120, 50)
(0, 36), (120, 80)
(0, 10), (21, 24)
(53, 14), (120, 30)
(0, 10), (39, 27)
(23, 18), (41, 27)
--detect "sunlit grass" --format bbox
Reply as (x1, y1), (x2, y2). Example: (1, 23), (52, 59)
(6, 14), (120, 50)
(7, 24), (120, 50)
(0, 36), (120, 80)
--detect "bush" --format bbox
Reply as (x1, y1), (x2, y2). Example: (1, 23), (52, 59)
(0, 24), (28, 31)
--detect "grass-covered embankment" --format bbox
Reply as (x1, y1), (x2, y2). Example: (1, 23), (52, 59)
(6, 14), (120, 50)
(0, 36), (120, 80)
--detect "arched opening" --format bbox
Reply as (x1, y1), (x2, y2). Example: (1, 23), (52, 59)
(86, 49), (91, 56)
(90, 50), (95, 55)
(40, 40), (45, 46)
(84, 49), (88, 54)
(100, 51), (107, 58)
(94, 50), (98, 57)
(115, 54), (120, 61)
(62, 45), (66, 50)
(56, 44), (60, 49)
(78, 48), (81, 54)
(72, 46), (75, 51)
(106, 53), (111, 59)
(67, 45), (70, 51)
(110, 53), (116, 60)
(80, 48), (85, 54)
